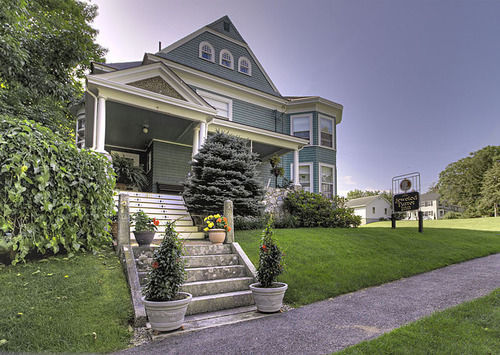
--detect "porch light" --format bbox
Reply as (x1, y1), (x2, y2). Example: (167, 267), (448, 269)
(142, 124), (149, 134)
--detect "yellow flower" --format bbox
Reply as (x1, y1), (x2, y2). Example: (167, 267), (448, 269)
(208, 222), (214, 228)
(214, 214), (221, 218)
(204, 217), (208, 221)
(209, 215), (213, 219)
(203, 227), (209, 232)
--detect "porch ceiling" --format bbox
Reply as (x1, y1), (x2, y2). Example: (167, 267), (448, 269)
(105, 101), (195, 149)
(251, 142), (290, 161)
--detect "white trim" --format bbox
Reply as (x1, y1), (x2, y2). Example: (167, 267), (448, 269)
(290, 113), (313, 144)
(319, 163), (336, 198)
(105, 144), (147, 152)
(219, 49), (234, 70)
(198, 41), (215, 63)
(196, 89), (233, 120)
(110, 150), (140, 166)
(290, 162), (313, 192)
(238, 56), (252, 76)
(92, 63), (116, 73)
(318, 114), (335, 149)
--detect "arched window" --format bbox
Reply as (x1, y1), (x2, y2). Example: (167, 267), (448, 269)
(199, 41), (215, 62)
(219, 49), (234, 69)
(238, 57), (252, 75)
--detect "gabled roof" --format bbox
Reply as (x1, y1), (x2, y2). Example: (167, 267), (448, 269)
(346, 195), (388, 208)
(206, 15), (246, 44)
(420, 192), (440, 201)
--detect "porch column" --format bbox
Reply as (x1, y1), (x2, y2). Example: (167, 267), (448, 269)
(95, 96), (107, 153)
(192, 125), (200, 157)
(293, 149), (301, 188)
(199, 121), (207, 148)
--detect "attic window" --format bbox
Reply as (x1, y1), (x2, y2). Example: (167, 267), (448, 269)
(219, 49), (234, 69)
(223, 21), (230, 32)
(199, 41), (215, 62)
(238, 57), (252, 76)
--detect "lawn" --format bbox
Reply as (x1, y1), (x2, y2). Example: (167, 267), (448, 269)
(236, 217), (500, 307)
(364, 217), (500, 232)
(0, 248), (133, 353)
(339, 288), (500, 354)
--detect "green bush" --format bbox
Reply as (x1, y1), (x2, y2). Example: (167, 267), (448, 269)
(0, 116), (115, 264)
(443, 211), (463, 219)
(283, 190), (361, 228)
(257, 220), (284, 287)
(234, 215), (267, 230)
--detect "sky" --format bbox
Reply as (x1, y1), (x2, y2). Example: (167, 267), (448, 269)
(88, 0), (500, 196)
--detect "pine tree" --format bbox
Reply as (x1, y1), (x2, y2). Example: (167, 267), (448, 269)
(183, 131), (264, 217)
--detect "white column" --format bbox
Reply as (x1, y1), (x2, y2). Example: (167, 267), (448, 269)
(95, 96), (106, 152)
(192, 125), (200, 157)
(199, 121), (207, 148)
(293, 149), (301, 188)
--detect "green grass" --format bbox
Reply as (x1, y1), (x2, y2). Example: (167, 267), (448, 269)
(363, 217), (500, 232)
(0, 248), (133, 353)
(339, 289), (500, 354)
(236, 217), (500, 307)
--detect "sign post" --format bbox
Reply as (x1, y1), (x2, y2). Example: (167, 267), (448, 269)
(391, 172), (423, 232)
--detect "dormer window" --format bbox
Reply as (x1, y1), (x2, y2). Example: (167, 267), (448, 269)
(199, 41), (215, 62)
(219, 49), (234, 69)
(238, 57), (252, 75)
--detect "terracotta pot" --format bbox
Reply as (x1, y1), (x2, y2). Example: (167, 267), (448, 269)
(208, 229), (226, 244)
(250, 282), (288, 313)
(142, 292), (192, 332)
(133, 231), (155, 246)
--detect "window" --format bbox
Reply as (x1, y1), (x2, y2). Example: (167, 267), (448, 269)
(199, 41), (215, 62)
(197, 90), (233, 120)
(290, 163), (313, 192)
(146, 150), (152, 173)
(219, 49), (234, 69)
(385, 208), (388, 215)
(372, 207), (376, 214)
(223, 21), (230, 32)
(320, 164), (335, 199)
(238, 57), (252, 75)
(291, 114), (312, 142)
(319, 115), (334, 148)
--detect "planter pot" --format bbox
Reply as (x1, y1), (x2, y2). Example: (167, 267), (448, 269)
(208, 229), (226, 245)
(133, 231), (155, 246)
(250, 282), (288, 313)
(142, 292), (192, 331)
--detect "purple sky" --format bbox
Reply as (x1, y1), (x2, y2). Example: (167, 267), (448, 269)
(89, 0), (500, 195)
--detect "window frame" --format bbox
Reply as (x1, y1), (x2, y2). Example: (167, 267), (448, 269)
(319, 163), (335, 199)
(318, 114), (335, 149)
(290, 113), (313, 143)
(238, 56), (252, 76)
(198, 41), (215, 63)
(219, 49), (234, 70)
(196, 89), (233, 121)
(290, 162), (313, 192)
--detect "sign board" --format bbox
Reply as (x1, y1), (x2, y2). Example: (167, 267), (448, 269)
(393, 191), (420, 212)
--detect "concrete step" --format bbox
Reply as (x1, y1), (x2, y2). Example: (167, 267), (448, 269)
(181, 277), (254, 297)
(186, 290), (254, 316)
(185, 265), (248, 282)
(184, 254), (240, 268)
(129, 225), (198, 233)
(129, 231), (205, 242)
(184, 244), (232, 256)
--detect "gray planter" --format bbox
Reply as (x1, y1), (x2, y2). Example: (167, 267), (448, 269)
(133, 231), (155, 246)
(142, 292), (192, 331)
(249, 282), (288, 313)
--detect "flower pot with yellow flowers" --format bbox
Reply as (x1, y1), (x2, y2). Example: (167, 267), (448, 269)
(203, 214), (231, 245)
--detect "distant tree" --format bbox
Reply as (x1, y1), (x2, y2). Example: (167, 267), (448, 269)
(0, 0), (106, 137)
(437, 146), (500, 216)
(479, 161), (500, 217)
(427, 182), (439, 193)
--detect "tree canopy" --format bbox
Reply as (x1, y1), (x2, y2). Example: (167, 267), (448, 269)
(0, 0), (106, 137)
(346, 189), (392, 204)
(437, 145), (500, 217)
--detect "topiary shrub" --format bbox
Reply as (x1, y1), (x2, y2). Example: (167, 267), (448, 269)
(143, 222), (186, 301)
(257, 219), (285, 287)
(0, 115), (115, 264)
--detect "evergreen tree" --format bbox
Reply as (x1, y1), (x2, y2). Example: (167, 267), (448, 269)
(183, 131), (264, 217)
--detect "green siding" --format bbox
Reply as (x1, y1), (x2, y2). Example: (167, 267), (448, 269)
(152, 141), (191, 192)
(159, 31), (278, 96)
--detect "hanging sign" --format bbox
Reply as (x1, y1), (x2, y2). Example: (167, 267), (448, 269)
(393, 191), (420, 212)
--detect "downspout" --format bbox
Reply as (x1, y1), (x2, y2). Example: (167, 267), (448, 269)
(86, 89), (98, 150)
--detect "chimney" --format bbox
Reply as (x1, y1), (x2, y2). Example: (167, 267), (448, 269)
(158, 41), (162, 52)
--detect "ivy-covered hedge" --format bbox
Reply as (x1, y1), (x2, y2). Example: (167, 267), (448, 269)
(0, 115), (115, 264)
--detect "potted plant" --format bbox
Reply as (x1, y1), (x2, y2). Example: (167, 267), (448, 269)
(249, 219), (287, 313)
(132, 210), (159, 246)
(142, 221), (192, 332)
(203, 214), (231, 244)
(112, 154), (148, 191)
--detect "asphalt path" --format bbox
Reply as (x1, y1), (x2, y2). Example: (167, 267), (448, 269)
(118, 253), (500, 355)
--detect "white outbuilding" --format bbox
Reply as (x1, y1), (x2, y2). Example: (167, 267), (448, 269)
(346, 195), (392, 224)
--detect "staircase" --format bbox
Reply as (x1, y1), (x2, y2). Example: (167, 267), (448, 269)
(113, 191), (205, 242)
(135, 243), (255, 316)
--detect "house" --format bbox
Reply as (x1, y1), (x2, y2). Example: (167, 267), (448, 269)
(78, 16), (343, 197)
(346, 195), (392, 224)
(405, 192), (464, 220)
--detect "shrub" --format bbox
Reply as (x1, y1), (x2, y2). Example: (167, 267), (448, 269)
(443, 211), (463, 219)
(143, 222), (186, 301)
(283, 190), (361, 228)
(111, 154), (148, 189)
(257, 219), (284, 287)
(132, 211), (159, 232)
(234, 215), (267, 230)
(0, 116), (115, 264)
